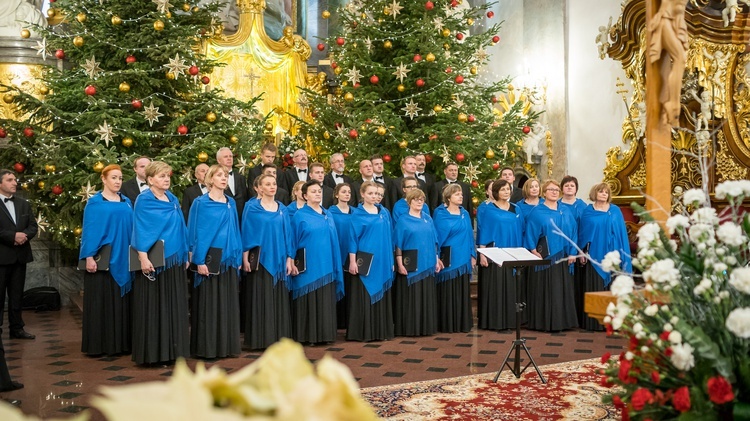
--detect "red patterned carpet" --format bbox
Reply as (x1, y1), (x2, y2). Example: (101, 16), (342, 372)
(360, 358), (619, 420)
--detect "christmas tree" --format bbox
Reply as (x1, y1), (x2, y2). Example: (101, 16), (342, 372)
(0, 0), (268, 249)
(289, 0), (539, 196)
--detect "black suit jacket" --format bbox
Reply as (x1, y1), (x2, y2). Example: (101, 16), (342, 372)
(323, 172), (354, 190)
(371, 175), (394, 210)
(247, 165), (263, 188)
(430, 180), (474, 218)
(322, 184), (334, 208)
(0, 197), (37, 265)
(181, 183), (205, 222)
(417, 172), (437, 195)
(275, 187), (291, 205)
(282, 166), (308, 193)
(121, 178), (143, 205)
(225, 172), (248, 222)
(510, 186), (524, 203)
(390, 176), (428, 208)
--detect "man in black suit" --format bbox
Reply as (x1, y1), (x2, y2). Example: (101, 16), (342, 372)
(247, 142), (278, 196)
(390, 155), (427, 206)
(308, 162), (334, 208)
(323, 153), (353, 189)
(217, 147), (248, 222)
(501, 167), (524, 203)
(430, 162), (473, 217)
(260, 164), (291, 205)
(281, 148), (309, 193)
(350, 159), (374, 206)
(370, 154), (394, 210)
(120, 156), (151, 205)
(181, 163), (209, 221)
(415, 153), (437, 198)
(0, 169), (38, 342)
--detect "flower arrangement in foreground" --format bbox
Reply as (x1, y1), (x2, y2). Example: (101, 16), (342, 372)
(0, 339), (378, 421)
(599, 180), (750, 420)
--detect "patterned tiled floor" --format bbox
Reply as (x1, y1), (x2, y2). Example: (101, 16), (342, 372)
(1, 306), (625, 418)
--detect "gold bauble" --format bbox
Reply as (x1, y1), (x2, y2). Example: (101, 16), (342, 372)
(425, 53), (436, 62)
(334, 87), (342, 96)
(384, 6), (391, 15)
(197, 151), (209, 162)
(230, 135), (239, 144)
(377, 126), (386, 136)
(20, 29), (30, 39)
(166, 71), (176, 80)
(471, 196), (480, 206)
(485, 149), (495, 159)
(383, 40), (392, 49)
(470, 66), (477, 75)
(433, 105), (443, 113)
(47, 8), (57, 18)
(93, 161), (104, 172)
(397, 84), (405, 92)
(206, 111), (217, 122)
(398, 140), (408, 149)
(458, 113), (468, 123)
(341, 81), (348, 87)
(154, 20), (165, 31)
(333, 67), (342, 75)
(264, 122), (274, 131)
(122, 137), (133, 147)
(118, 82), (130, 92)
(21, 183), (28, 191)
(45, 164), (56, 173)
(344, 92), (354, 101)
(73, 36), (84, 47)
(442, 28), (451, 37)
(361, 13), (367, 19)
(182, 3), (191, 11)
(37, 181), (45, 189)
(323, 131), (331, 139)
(192, 6), (200, 12)
(39, 86), (49, 95)
(74, 227), (83, 236)
(165, 11), (172, 18)
(76, 12), (87, 23)
(443, 43), (450, 50)
(322, 10), (331, 19)
(111, 15), (122, 25)
(2, 93), (13, 104)
(467, 18), (475, 26)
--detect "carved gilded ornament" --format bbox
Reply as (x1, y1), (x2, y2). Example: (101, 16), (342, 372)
(628, 161), (646, 189)
(686, 39), (743, 119)
(730, 52), (750, 155)
(0, 63), (47, 121)
(671, 130), (706, 189)
(716, 131), (748, 181)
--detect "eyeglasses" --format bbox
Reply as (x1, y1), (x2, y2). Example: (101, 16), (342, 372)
(412, 197), (425, 202)
(545, 188), (560, 192)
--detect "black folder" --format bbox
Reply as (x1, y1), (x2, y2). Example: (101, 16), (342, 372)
(582, 242), (591, 254)
(189, 247), (222, 275)
(439, 246), (451, 268)
(536, 236), (550, 258)
(294, 248), (306, 273)
(77, 244), (112, 271)
(356, 251), (374, 277)
(402, 249), (418, 272)
(129, 240), (165, 271)
(247, 246), (261, 272)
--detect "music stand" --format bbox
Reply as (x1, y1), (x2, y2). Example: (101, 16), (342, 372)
(477, 247), (549, 384)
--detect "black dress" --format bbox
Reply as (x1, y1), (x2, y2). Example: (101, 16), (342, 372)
(191, 270), (241, 358)
(392, 274), (438, 336)
(82, 271), (131, 356)
(347, 275), (394, 341)
(292, 282), (338, 344)
(436, 272), (473, 333)
(244, 266), (292, 349)
(526, 261), (579, 332)
(577, 263), (606, 331)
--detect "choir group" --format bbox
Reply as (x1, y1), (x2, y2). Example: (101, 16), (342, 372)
(79, 144), (632, 366)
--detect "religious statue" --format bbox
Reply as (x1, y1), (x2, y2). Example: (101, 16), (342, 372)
(689, 89), (711, 132)
(0, 0), (47, 38)
(647, 0), (689, 126)
(595, 17), (613, 60)
(523, 122), (547, 164)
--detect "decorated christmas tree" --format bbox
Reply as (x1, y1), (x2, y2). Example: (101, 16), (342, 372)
(0, 0), (268, 249)
(289, 0), (539, 195)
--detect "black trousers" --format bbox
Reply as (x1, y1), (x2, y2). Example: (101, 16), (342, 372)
(0, 332), (14, 389)
(0, 262), (27, 332)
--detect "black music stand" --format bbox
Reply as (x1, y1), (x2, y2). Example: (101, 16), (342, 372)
(486, 254), (549, 384)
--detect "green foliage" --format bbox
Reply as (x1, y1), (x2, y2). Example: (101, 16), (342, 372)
(0, 0), (267, 249)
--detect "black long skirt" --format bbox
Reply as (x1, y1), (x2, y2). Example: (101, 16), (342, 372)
(346, 275), (394, 341)
(291, 281), (337, 344)
(243, 266), (292, 350)
(337, 272), (352, 329)
(132, 266), (190, 365)
(190, 270), (241, 358)
(81, 271), (131, 356)
(526, 262), (579, 332)
(437, 273), (473, 333)
(477, 264), (522, 331)
(577, 264), (606, 331)
(392, 274), (437, 336)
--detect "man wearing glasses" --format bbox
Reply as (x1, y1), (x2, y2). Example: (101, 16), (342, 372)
(391, 177), (430, 226)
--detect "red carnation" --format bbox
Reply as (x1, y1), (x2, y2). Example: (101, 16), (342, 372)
(631, 388), (654, 411)
(601, 352), (611, 364)
(618, 360), (633, 383)
(612, 394), (625, 409)
(707, 376), (734, 405)
(660, 331), (671, 341)
(606, 323), (614, 336)
(665, 347), (673, 357)
(600, 375), (613, 388)
(629, 335), (639, 351)
(651, 371), (660, 385)
(673, 386), (691, 412)
(622, 407), (630, 421)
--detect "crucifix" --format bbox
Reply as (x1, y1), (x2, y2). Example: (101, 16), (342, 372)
(245, 67), (262, 96)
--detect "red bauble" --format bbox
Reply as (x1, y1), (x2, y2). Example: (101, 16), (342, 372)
(188, 65), (200, 76)
(454, 135), (462, 140)
(365, 118), (373, 123)
(131, 98), (142, 109)
(445, 67), (452, 73)
(454, 75), (464, 84)
(425, 154), (432, 163)
(487, 11), (495, 18)
(52, 185), (63, 195)
(331, 62), (338, 69)
(55, 49), (65, 59)
(456, 153), (465, 162)
(126, 55), (137, 64)
(310, 111), (318, 118)
(429, 134), (438, 140)
(336, 37), (345, 46)
(467, 114), (476, 123)
(416, 78), (425, 88)
(383, 154), (392, 163)
(201, 76), (210, 84)
(492, 163), (500, 170)
(450, 0), (458, 7)
(491, 95), (498, 103)
(348, 129), (358, 138)
(84, 85), (96, 96)
(471, 180), (478, 188)
(317, 43), (325, 51)
(13, 162), (25, 173)
(177, 124), (188, 135)
(492, 35), (500, 43)
(0, 128), (6, 138)
(343, 152), (349, 158)
(522, 125), (531, 134)
(413, 54), (422, 62)
(456, 33), (464, 40)
(23, 127), (34, 138)
(425, 1), (434, 10)
(354, 82), (361, 88)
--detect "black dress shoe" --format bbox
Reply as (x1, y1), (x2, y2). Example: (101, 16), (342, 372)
(0, 381), (24, 392)
(9, 330), (35, 340)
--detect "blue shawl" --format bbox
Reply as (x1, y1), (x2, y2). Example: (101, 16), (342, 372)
(187, 194), (243, 287)
(578, 204), (632, 287)
(515, 198), (544, 217)
(560, 198), (587, 244)
(523, 203), (578, 271)
(79, 192), (134, 296)
(329, 205), (355, 266)
(132, 189), (188, 271)
(394, 211), (438, 285)
(286, 201), (304, 219)
(433, 205), (476, 283)
(348, 205), (395, 303)
(289, 205), (344, 300)
(391, 198), (430, 227)
(241, 199), (291, 285)
(476, 202), (525, 248)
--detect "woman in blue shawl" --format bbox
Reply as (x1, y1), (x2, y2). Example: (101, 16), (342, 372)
(476, 179), (525, 331)
(346, 181), (395, 341)
(393, 188), (441, 336)
(515, 177), (543, 214)
(391, 177), (430, 227)
(577, 183), (632, 330)
(523, 179), (579, 332)
(241, 174), (293, 349)
(329, 183), (354, 330)
(288, 180), (344, 344)
(433, 184), (476, 333)
(187, 165), (242, 358)
(286, 180), (306, 219)
(79, 164), (133, 356)
(131, 161), (189, 365)
(559, 174), (590, 329)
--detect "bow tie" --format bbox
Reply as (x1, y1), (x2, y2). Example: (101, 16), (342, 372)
(3, 197), (13, 203)
(374, 175), (383, 181)
(139, 182), (147, 187)
(447, 180), (456, 184)
(417, 172), (424, 177)
(199, 184), (206, 190)
(334, 173), (343, 178)
(228, 171), (234, 176)
(298, 168), (307, 173)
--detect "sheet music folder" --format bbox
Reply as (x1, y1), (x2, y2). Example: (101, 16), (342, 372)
(477, 247), (549, 268)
